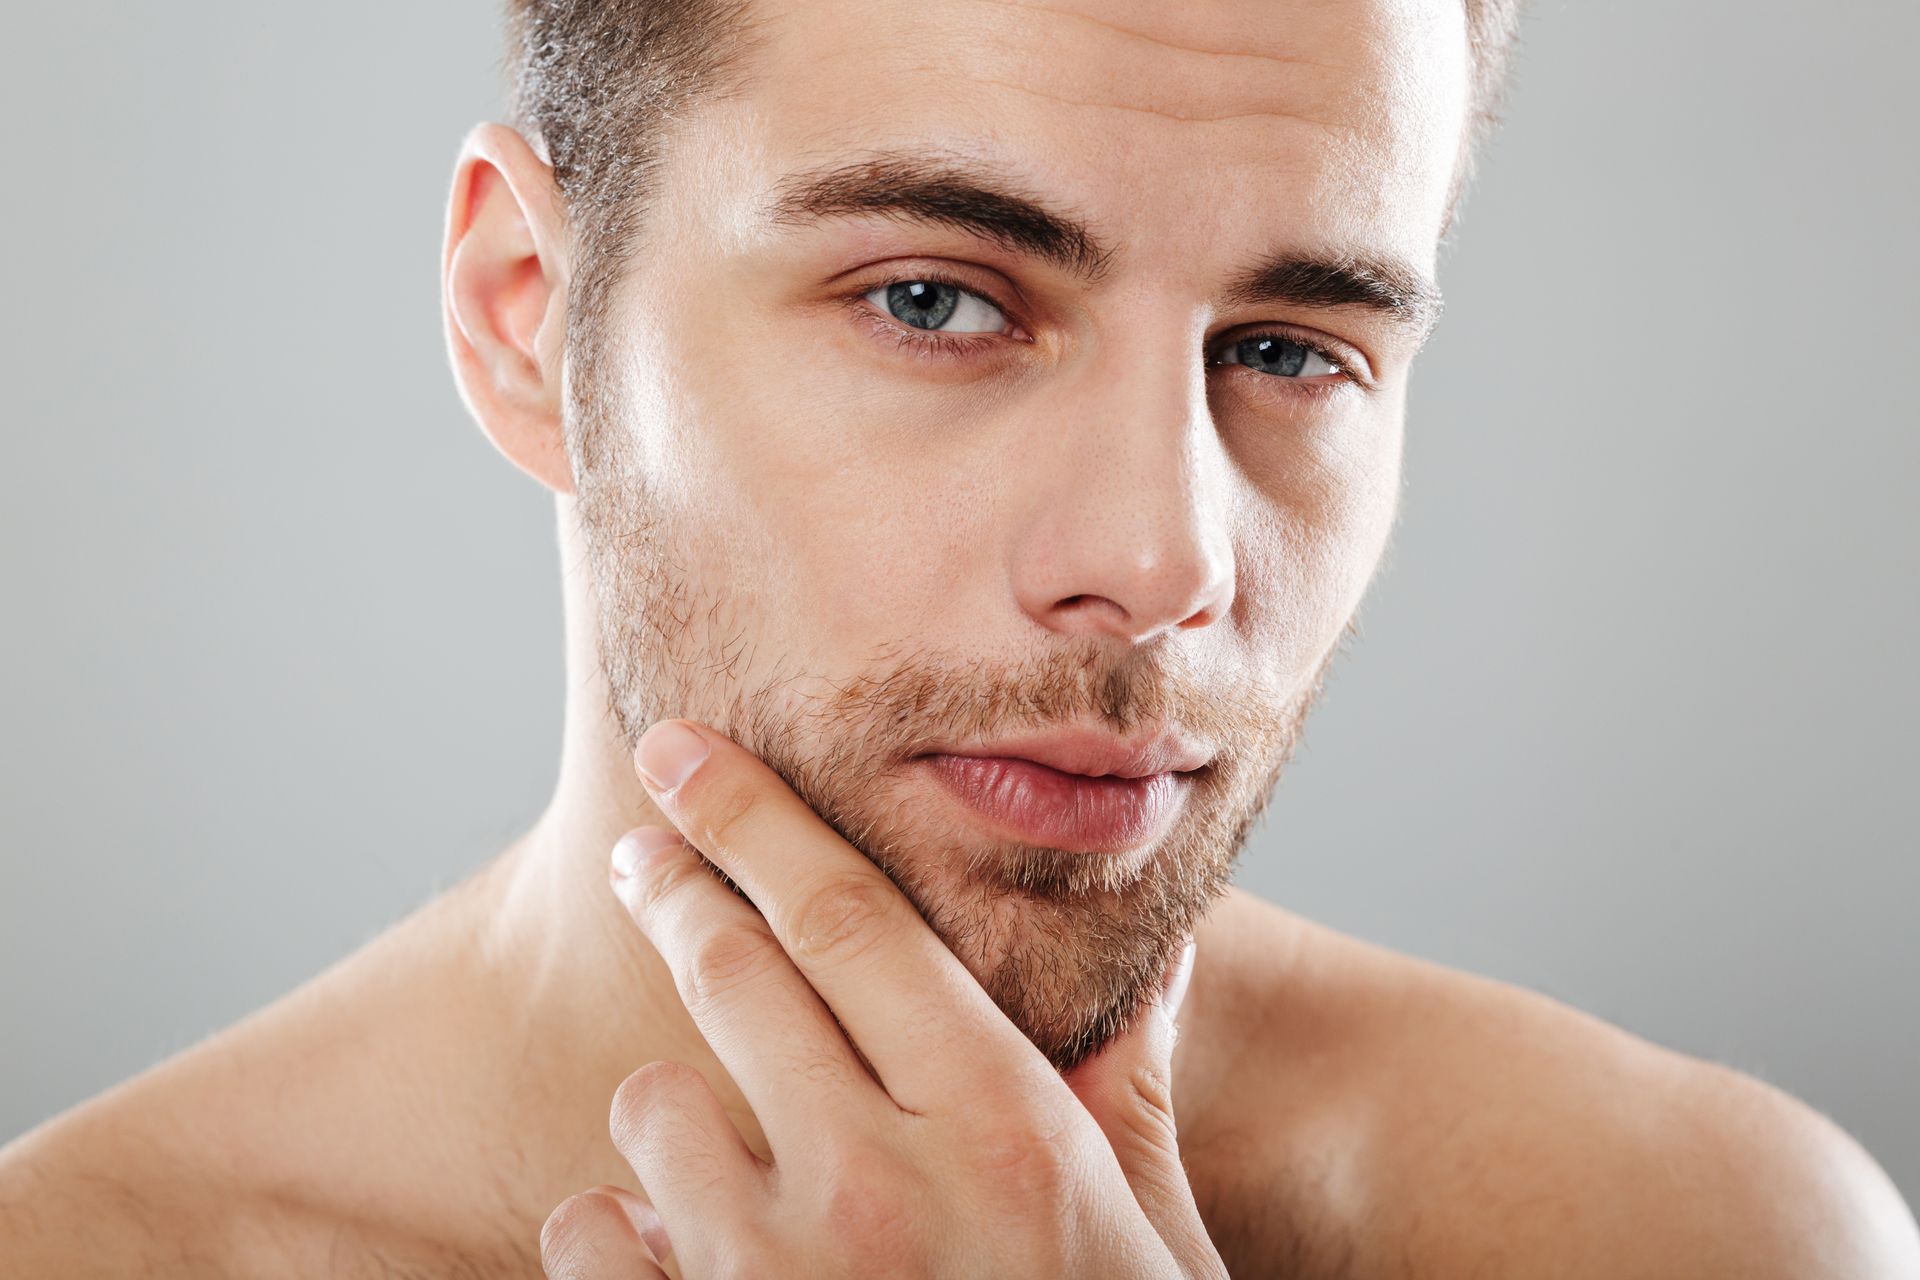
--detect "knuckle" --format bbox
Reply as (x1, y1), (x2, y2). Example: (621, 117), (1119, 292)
(629, 849), (707, 918)
(684, 925), (783, 1012)
(971, 1113), (1076, 1198)
(798, 1052), (856, 1089)
(1124, 1059), (1179, 1131)
(819, 1146), (919, 1268)
(697, 777), (763, 856)
(1114, 1059), (1182, 1151)
(787, 875), (897, 968)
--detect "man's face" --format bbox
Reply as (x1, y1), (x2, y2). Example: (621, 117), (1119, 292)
(567, 0), (1468, 1070)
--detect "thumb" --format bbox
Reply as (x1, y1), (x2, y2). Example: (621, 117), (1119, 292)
(1062, 938), (1222, 1278)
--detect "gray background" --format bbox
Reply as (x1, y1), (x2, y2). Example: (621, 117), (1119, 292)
(3, 0), (1914, 1207)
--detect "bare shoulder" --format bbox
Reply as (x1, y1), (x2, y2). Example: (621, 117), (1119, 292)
(0, 1073), (258, 1277)
(0, 873), (526, 1278)
(0, 995), (493, 1280)
(1185, 888), (1920, 1279)
(0, 1065), (523, 1280)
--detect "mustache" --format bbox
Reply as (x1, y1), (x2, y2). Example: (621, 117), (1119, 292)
(758, 632), (1301, 768)
(707, 630), (1327, 878)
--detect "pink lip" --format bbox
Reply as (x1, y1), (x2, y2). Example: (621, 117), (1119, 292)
(919, 753), (1195, 853)
(919, 725), (1215, 780)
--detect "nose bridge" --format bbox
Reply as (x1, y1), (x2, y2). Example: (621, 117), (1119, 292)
(1009, 314), (1238, 643)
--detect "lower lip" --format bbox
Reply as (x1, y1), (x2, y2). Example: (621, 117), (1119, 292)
(918, 754), (1194, 853)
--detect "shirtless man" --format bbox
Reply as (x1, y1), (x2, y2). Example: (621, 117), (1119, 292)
(3, 0), (1915, 1275)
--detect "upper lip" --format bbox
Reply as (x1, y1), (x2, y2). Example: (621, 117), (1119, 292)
(922, 725), (1215, 779)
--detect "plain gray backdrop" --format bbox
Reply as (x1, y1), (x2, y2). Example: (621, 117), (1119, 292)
(3, 0), (1915, 1207)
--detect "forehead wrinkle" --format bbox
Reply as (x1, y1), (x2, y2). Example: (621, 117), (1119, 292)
(962, 73), (1352, 131)
(968, 0), (1355, 74)
(939, 0), (1368, 135)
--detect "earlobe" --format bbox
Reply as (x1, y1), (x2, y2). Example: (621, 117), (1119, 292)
(442, 122), (576, 496)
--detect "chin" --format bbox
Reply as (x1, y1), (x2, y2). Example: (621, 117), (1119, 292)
(839, 811), (1218, 1074)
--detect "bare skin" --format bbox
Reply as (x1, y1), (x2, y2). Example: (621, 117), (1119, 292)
(3, 0), (1916, 1274)
(1, 806), (1913, 1277)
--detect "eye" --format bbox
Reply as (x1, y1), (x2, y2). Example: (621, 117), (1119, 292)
(863, 280), (1008, 334)
(1214, 334), (1343, 379)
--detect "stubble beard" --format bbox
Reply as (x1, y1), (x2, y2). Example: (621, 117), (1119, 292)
(566, 362), (1345, 1073)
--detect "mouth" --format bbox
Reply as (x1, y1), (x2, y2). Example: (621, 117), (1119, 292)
(913, 752), (1201, 854)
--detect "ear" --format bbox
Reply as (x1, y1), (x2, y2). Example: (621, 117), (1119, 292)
(441, 122), (575, 495)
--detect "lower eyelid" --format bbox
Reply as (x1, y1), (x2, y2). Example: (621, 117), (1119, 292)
(1214, 364), (1357, 406)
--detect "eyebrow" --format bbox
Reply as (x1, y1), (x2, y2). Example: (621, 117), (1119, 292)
(762, 148), (1444, 341)
(1221, 252), (1444, 342)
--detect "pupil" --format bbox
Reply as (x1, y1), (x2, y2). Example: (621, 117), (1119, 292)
(1242, 336), (1307, 377)
(887, 280), (958, 330)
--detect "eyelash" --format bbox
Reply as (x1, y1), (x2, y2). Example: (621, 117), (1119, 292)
(845, 269), (1015, 361)
(845, 268), (1362, 399)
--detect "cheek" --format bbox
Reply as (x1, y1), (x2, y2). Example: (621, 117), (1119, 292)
(1236, 408), (1404, 659)
(660, 301), (1012, 653)
(783, 465), (1001, 662)
(664, 367), (1002, 666)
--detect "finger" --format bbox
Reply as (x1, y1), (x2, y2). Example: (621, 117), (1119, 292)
(540, 1185), (671, 1280)
(609, 825), (892, 1147)
(1061, 939), (1224, 1278)
(631, 719), (1053, 1115)
(609, 1059), (770, 1275)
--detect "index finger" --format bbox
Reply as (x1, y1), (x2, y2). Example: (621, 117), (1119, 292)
(632, 718), (1057, 1116)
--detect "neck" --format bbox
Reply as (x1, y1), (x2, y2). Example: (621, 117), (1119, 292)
(446, 495), (773, 1211)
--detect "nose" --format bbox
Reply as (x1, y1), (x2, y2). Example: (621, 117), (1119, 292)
(1009, 331), (1237, 646)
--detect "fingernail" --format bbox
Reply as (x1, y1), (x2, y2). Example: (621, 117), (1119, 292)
(1163, 938), (1197, 1019)
(611, 826), (682, 878)
(635, 721), (709, 793)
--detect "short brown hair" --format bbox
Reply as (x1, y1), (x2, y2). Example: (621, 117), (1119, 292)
(502, 0), (764, 455)
(1458, 0), (1525, 212)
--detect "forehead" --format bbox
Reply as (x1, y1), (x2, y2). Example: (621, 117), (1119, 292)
(687, 0), (1470, 272)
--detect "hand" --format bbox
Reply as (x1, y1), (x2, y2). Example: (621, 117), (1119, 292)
(538, 718), (1224, 1280)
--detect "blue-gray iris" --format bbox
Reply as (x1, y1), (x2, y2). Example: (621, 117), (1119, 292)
(885, 281), (960, 330)
(1234, 336), (1313, 378)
